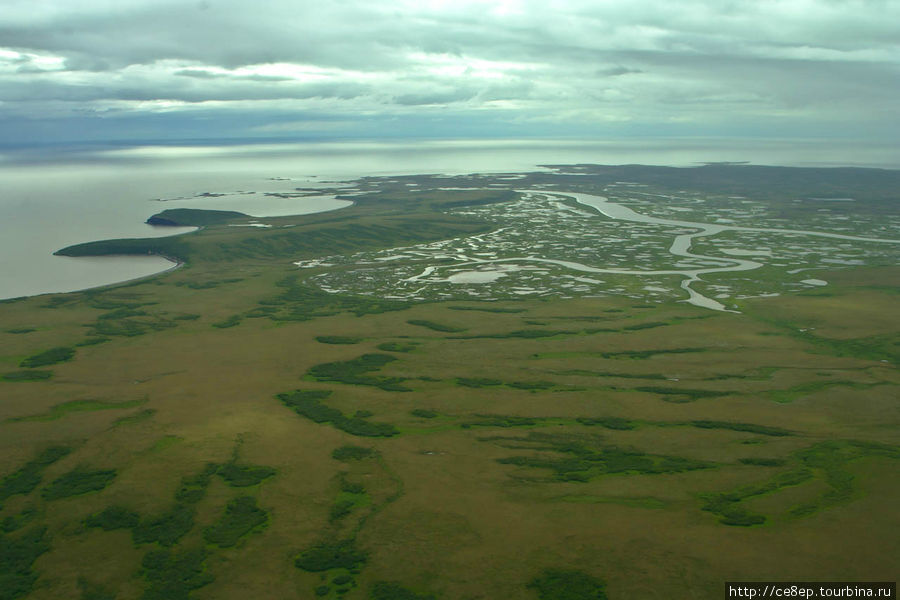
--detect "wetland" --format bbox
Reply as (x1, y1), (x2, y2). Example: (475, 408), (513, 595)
(0, 159), (897, 599)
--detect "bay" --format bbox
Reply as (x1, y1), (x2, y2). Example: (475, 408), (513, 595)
(2, 137), (897, 300)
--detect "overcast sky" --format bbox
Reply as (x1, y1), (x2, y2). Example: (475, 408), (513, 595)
(1, 0), (898, 145)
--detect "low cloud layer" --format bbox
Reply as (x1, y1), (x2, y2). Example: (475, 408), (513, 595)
(1, 0), (898, 143)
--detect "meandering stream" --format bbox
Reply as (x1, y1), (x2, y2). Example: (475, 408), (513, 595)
(404, 190), (900, 312)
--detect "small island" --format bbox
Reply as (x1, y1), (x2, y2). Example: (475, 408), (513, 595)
(145, 208), (250, 227)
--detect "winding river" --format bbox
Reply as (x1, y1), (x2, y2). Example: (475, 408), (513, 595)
(405, 190), (900, 312)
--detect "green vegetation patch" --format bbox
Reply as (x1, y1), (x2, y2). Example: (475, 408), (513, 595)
(447, 305), (526, 313)
(576, 417), (637, 430)
(133, 504), (195, 547)
(0, 526), (51, 600)
(114, 408), (156, 427)
(5, 328), (35, 334)
(211, 315), (242, 329)
(1, 370), (52, 382)
(702, 439), (899, 526)
(316, 336), (363, 345)
(84, 506), (140, 531)
(140, 546), (213, 600)
(410, 409), (438, 419)
(77, 578), (116, 600)
(295, 539), (367, 572)
(377, 342), (418, 353)
(0, 446), (72, 506)
(690, 420), (793, 437)
(463, 414), (539, 429)
(456, 377), (503, 388)
(527, 569), (608, 600)
(452, 328), (576, 340)
(216, 463), (276, 488)
(2, 508), (37, 534)
(599, 347), (706, 359)
(8, 398), (147, 423)
(308, 353), (410, 392)
(407, 319), (466, 333)
(739, 458), (786, 467)
(279, 389), (399, 437)
(19, 346), (75, 368)
(41, 468), (116, 500)
(332, 446), (378, 461)
(175, 463), (218, 503)
(75, 336), (111, 347)
(264, 276), (412, 323)
(370, 581), (436, 600)
(634, 386), (729, 402)
(204, 496), (268, 547)
(492, 432), (710, 482)
(623, 321), (668, 331)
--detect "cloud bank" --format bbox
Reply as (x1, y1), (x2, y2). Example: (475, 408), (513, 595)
(1, 0), (898, 143)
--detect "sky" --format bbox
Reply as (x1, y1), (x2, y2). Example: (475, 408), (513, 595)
(1, 0), (899, 145)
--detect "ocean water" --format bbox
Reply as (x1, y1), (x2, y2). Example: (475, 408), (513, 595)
(1, 138), (897, 300)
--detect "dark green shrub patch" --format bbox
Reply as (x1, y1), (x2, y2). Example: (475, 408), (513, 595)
(463, 414), (539, 428)
(369, 581), (435, 600)
(316, 336), (363, 345)
(140, 547), (213, 600)
(691, 420), (792, 436)
(0, 446), (71, 505)
(739, 458), (786, 467)
(407, 319), (466, 332)
(308, 353), (410, 392)
(294, 539), (367, 572)
(41, 469), (116, 500)
(410, 409), (438, 419)
(1, 370), (53, 382)
(77, 578), (116, 600)
(19, 347), (75, 368)
(527, 568), (608, 600)
(576, 417), (637, 430)
(332, 446), (378, 461)
(600, 348), (706, 359)
(447, 305), (526, 313)
(635, 386), (728, 402)
(623, 321), (668, 331)
(84, 506), (140, 531)
(211, 315), (242, 329)
(75, 336), (110, 347)
(5, 328), (35, 334)
(329, 498), (356, 522)
(1, 508), (36, 533)
(279, 390), (399, 438)
(216, 463), (276, 488)
(0, 526), (51, 600)
(493, 433), (710, 481)
(451, 329), (575, 340)
(508, 380), (556, 391)
(203, 496), (268, 548)
(132, 504), (195, 547)
(174, 463), (218, 503)
(377, 342), (417, 352)
(456, 377), (503, 388)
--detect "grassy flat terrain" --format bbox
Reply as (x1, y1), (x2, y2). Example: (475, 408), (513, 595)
(1, 166), (897, 599)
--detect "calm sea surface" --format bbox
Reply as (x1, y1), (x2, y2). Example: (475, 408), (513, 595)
(2, 138), (897, 300)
